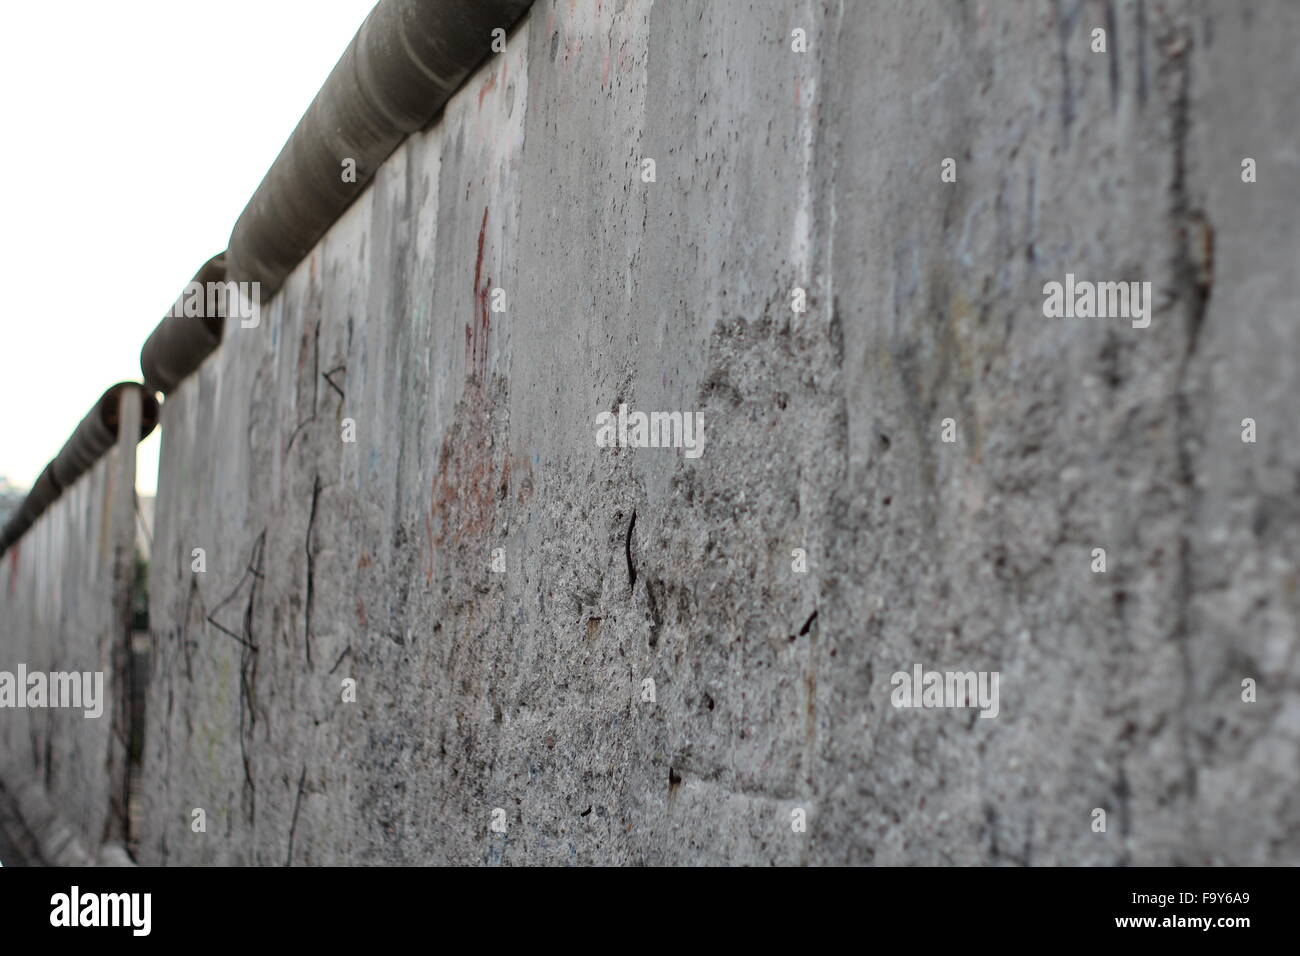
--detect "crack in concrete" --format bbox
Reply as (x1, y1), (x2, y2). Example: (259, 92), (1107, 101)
(624, 509), (637, 590)
(285, 764), (308, 867)
(304, 475), (323, 668)
(1163, 19), (1213, 834)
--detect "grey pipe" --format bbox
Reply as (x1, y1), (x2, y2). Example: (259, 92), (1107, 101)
(0, 384), (159, 558)
(1, 511), (32, 553)
(21, 463), (63, 522)
(139, 254), (228, 394)
(51, 383), (159, 489)
(136, 1), (532, 396)
(226, 0), (533, 297)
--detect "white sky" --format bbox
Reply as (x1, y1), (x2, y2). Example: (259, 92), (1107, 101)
(0, 0), (378, 495)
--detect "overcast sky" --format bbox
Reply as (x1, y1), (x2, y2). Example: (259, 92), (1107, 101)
(0, 0), (378, 495)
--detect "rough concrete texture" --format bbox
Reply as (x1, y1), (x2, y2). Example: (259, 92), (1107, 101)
(130, 0), (1300, 865)
(0, 396), (139, 856)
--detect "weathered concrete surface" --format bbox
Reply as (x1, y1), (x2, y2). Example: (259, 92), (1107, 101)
(137, 0), (1300, 865)
(0, 392), (140, 858)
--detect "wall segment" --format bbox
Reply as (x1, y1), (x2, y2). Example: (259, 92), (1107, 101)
(8, 0), (1298, 866)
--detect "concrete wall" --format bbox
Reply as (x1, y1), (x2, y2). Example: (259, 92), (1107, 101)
(0, 394), (139, 856)
(129, 0), (1300, 865)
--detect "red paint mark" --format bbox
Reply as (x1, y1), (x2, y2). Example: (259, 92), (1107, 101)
(478, 70), (498, 109)
(430, 392), (498, 547)
(468, 206), (491, 377)
(428, 414), (533, 552)
(356, 597), (368, 631)
(473, 207), (488, 306)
